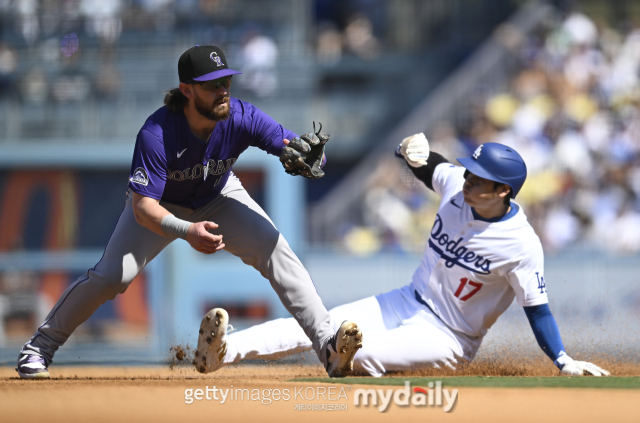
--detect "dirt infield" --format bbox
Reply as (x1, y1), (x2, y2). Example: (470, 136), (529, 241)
(1, 361), (639, 423)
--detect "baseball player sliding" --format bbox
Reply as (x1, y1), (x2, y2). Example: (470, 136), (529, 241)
(196, 135), (610, 377)
(16, 45), (362, 379)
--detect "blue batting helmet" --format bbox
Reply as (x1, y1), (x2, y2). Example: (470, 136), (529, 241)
(457, 143), (527, 198)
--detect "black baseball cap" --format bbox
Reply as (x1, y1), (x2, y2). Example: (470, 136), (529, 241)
(178, 45), (242, 83)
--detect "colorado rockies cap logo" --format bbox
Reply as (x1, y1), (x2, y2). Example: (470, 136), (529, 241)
(210, 52), (224, 67)
(472, 145), (483, 160)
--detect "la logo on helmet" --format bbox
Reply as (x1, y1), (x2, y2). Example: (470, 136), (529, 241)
(472, 145), (483, 160)
(210, 52), (224, 67)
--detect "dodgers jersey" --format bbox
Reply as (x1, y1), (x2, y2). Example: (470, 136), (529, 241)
(128, 98), (296, 209)
(412, 163), (548, 338)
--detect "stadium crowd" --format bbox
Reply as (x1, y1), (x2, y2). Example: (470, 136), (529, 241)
(2, 4), (635, 255)
(354, 11), (640, 255)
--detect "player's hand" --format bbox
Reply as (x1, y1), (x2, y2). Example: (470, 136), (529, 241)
(560, 359), (610, 376)
(395, 132), (430, 167)
(186, 221), (225, 255)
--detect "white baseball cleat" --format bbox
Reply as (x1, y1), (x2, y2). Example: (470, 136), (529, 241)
(194, 308), (233, 374)
(16, 353), (50, 379)
(325, 321), (363, 378)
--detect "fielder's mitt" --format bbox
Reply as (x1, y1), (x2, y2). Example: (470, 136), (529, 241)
(280, 122), (330, 179)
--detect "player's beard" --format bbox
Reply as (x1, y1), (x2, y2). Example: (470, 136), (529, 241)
(194, 92), (231, 121)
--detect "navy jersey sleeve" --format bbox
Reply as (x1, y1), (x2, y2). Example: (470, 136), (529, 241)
(128, 128), (169, 200)
(523, 304), (566, 366)
(248, 105), (297, 157)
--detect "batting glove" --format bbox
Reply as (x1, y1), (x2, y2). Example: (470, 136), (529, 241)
(556, 353), (610, 376)
(395, 132), (430, 167)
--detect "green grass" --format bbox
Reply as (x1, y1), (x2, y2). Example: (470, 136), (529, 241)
(293, 376), (640, 389)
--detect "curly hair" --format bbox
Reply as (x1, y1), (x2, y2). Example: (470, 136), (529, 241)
(164, 87), (188, 112)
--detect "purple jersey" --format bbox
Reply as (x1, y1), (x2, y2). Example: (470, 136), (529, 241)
(128, 98), (297, 209)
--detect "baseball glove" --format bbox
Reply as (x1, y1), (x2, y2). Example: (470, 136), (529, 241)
(280, 122), (330, 179)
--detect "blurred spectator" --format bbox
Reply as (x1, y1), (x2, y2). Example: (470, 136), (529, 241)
(199, 0), (227, 15)
(343, 14), (381, 59)
(543, 205), (581, 251)
(59, 0), (84, 34)
(40, 37), (63, 73)
(60, 33), (80, 58)
(81, 0), (123, 44)
(343, 157), (438, 254)
(51, 74), (90, 102)
(51, 48), (91, 102)
(20, 68), (49, 105)
(136, 0), (176, 31)
(563, 12), (598, 46)
(94, 59), (121, 100)
(316, 22), (343, 65)
(18, 0), (40, 45)
(0, 43), (19, 94)
(238, 28), (279, 98)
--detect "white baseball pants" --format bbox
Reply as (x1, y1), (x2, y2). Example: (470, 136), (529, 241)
(222, 284), (482, 377)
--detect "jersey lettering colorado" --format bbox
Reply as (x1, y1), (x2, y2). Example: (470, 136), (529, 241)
(127, 99), (296, 210)
(411, 164), (548, 338)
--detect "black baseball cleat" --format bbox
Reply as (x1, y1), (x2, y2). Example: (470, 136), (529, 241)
(16, 353), (50, 379)
(325, 321), (363, 378)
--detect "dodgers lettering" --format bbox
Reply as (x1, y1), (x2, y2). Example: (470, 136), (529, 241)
(430, 214), (491, 274)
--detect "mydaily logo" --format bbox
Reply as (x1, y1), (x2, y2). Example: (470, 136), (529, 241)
(354, 381), (457, 413)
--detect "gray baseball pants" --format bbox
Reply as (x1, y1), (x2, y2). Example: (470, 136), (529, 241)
(21, 174), (334, 367)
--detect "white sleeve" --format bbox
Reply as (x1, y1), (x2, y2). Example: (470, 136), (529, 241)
(432, 163), (466, 202)
(505, 240), (549, 307)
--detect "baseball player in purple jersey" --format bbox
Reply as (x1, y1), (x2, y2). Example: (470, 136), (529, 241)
(16, 45), (362, 379)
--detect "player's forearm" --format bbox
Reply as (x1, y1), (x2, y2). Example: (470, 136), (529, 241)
(405, 152), (450, 191)
(523, 304), (566, 367)
(132, 192), (190, 238)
